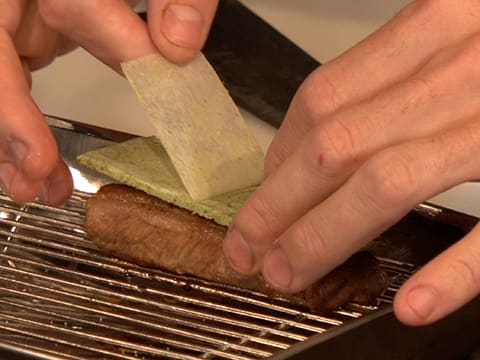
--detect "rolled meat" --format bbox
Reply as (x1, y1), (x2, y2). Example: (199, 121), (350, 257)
(85, 184), (390, 312)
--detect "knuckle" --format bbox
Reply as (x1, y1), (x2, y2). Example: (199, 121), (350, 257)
(301, 66), (346, 118)
(37, 0), (68, 29)
(0, 2), (19, 35)
(449, 255), (479, 290)
(361, 152), (417, 206)
(409, 34), (480, 101)
(38, 0), (105, 30)
(291, 220), (331, 266)
(264, 148), (282, 176)
(428, 34), (480, 84)
(309, 119), (358, 176)
(236, 195), (280, 247)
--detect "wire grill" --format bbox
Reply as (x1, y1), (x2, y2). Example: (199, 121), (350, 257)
(0, 190), (414, 359)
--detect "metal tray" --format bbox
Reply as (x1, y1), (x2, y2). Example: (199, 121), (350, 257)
(0, 115), (478, 360)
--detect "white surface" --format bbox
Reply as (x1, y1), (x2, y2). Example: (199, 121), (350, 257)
(240, 0), (411, 62)
(31, 1), (480, 217)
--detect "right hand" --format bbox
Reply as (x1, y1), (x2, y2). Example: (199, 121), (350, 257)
(0, 0), (218, 205)
(222, 0), (480, 327)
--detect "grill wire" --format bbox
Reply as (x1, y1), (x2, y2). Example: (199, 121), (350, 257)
(0, 190), (414, 360)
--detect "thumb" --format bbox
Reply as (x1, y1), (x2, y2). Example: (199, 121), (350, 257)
(147, 0), (219, 63)
(394, 223), (480, 326)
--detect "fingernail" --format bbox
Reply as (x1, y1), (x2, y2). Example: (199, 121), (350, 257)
(38, 182), (49, 204)
(223, 228), (253, 273)
(42, 176), (73, 206)
(162, 4), (204, 48)
(263, 247), (292, 289)
(9, 140), (27, 169)
(407, 286), (436, 320)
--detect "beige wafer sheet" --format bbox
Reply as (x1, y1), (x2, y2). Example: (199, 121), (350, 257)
(121, 53), (264, 200)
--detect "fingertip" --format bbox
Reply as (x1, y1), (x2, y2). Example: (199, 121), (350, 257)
(161, 4), (204, 48)
(42, 159), (74, 206)
(223, 227), (256, 275)
(148, 1), (217, 64)
(154, 43), (198, 64)
(1, 101), (59, 181)
(393, 285), (438, 326)
(6, 172), (43, 204)
(15, 120), (59, 181)
(3, 131), (68, 205)
(393, 295), (421, 326)
(2, 158), (72, 206)
(262, 246), (295, 292)
(0, 138), (51, 203)
(149, 4), (203, 64)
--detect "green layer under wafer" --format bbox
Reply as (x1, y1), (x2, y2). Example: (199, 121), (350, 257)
(77, 137), (255, 226)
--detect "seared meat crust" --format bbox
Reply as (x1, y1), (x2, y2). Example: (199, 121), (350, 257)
(85, 184), (390, 312)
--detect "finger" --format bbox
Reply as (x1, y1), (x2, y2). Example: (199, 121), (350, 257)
(260, 121), (480, 293)
(37, 0), (158, 72)
(224, 35), (480, 275)
(4, 156), (71, 205)
(39, 158), (73, 206)
(13, 1), (59, 70)
(394, 223), (480, 326)
(147, 0), (219, 63)
(265, 0), (480, 174)
(0, 28), (62, 202)
(0, 1), (27, 34)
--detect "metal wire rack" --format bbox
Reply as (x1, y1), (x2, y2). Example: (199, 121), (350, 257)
(0, 189), (414, 359)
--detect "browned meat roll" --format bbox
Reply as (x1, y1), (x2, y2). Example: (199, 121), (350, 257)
(84, 184), (390, 313)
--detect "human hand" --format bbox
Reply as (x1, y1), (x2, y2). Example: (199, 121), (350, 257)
(224, 0), (480, 326)
(0, 0), (218, 205)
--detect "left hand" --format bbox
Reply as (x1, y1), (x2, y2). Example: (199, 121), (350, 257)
(0, 0), (218, 205)
(223, 0), (480, 326)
